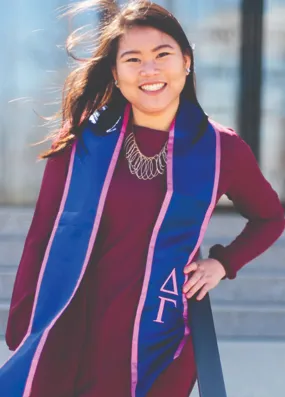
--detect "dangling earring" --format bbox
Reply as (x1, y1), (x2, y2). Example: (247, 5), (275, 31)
(114, 80), (119, 87)
(186, 67), (191, 75)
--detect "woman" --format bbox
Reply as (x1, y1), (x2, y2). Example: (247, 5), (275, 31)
(2, 1), (284, 396)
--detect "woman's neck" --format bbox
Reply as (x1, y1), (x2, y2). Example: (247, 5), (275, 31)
(131, 99), (180, 131)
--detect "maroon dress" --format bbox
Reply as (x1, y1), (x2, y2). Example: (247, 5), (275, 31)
(5, 123), (285, 397)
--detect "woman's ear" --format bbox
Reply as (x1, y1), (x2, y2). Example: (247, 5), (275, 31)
(184, 53), (191, 71)
(111, 67), (117, 82)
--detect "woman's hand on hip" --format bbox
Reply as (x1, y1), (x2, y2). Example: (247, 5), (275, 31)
(183, 259), (226, 301)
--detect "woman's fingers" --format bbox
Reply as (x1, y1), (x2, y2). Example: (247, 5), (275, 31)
(184, 278), (206, 299)
(183, 261), (208, 299)
(183, 271), (202, 293)
(196, 285), (209, 301)
(182, 259), (224, 300)
(184, 262), (199, 274)
(183, 263), (205, 289)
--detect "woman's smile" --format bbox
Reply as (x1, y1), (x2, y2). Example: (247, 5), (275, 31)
(139, 82), (167, 95)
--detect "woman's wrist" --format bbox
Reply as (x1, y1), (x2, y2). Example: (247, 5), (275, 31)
(208, 244), (236, 280)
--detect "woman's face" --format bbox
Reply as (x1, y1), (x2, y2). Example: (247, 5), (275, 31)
(112, 26), (191, 116)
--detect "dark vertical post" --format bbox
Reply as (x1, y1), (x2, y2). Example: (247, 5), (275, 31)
(188, 250), (227, 397)
(238, 0), (264, 161)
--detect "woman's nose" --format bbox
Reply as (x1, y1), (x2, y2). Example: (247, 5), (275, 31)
(140, 61), (160, 77)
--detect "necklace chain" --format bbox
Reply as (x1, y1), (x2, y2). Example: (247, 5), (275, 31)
(124, 131), (168, 180)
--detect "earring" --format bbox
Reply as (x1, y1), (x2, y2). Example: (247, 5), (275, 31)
(186, 67), (191, 75)
(114, 80), (119, 87)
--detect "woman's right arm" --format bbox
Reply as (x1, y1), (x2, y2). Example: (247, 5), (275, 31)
(5, 145), (72, 351)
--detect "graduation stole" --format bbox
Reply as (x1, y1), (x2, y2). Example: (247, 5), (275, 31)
(0, 98), (221, 397)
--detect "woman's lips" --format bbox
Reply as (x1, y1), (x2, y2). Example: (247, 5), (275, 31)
(139, 83), (167, 95)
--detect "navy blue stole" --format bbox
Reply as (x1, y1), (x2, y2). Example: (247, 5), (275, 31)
(0, 98), (220, 397)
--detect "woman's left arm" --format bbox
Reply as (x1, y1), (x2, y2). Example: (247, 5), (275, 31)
(183, 132), (285, 300)
(208, 133), (285, 280)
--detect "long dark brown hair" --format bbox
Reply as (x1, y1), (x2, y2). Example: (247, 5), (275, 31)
(37, 0), (206, 159)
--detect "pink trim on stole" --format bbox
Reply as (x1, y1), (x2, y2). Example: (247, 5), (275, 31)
(0, 142), (77, 372)
(174, 123), (221, 360)
(131, 119), (176, 397)
(21, 105), (131, 397)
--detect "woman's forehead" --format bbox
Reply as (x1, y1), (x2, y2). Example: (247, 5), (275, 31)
(117, 26), (178, 53)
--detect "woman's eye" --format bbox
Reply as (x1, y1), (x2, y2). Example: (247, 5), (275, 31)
(157, 52), (170, 58)
(126, 58), (140, 63)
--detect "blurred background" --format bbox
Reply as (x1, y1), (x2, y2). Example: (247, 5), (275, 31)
(0, 1), (285, 396)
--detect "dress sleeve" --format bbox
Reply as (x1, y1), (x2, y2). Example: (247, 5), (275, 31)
(5, 146), (72, 351)
(209, 133), (285, 280)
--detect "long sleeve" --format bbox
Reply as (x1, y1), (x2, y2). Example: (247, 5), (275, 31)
(5, 146), (72, 351)
(209, 132), (285, 279)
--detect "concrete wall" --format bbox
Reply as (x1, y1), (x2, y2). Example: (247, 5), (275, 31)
(1, 0), (285, 204)
(0, 0), (69, 204)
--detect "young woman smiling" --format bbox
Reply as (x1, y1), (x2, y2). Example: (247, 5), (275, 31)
(2, 1), (284, 396)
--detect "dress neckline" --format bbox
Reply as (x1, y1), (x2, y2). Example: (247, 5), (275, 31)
(125, 124), (169, 157)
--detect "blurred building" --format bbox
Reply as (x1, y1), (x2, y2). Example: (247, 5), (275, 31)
(0, 0), (284, 205)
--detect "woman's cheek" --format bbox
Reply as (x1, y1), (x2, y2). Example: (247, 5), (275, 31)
(119, 72), (138, 88)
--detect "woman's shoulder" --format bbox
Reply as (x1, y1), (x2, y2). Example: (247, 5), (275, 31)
(45, 144), (73, 174)
(209, 118), (238, 140)
(208, 118), (261, 185)
(208, 118), (249, 156)
(41, 144), (73, 193)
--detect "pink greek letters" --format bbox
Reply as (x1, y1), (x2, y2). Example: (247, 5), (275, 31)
(154, 268), (178, 324)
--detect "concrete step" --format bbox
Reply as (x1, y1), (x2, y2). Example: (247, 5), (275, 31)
(212, 303), (285, 339)
(209, 274), (285, 304)
(0, 266), (17, 300)
(0, 209), (284, 274)
(1, 254), (285, 296)
(0, 208), (284, 247)
(2, 339), (285, 397)
(205, 213), (285, 244)
(0, 209), (284, 341)
(0, 301), (9, 340)
(0, 299), (285, 340)
(202, 241), (285, 275)
(0, 239), (25, 268)
(0, 208), (32, 237)
(1, 237), (285, 275)
(0, 208), (255, 238)
(1, 268), (285, 305)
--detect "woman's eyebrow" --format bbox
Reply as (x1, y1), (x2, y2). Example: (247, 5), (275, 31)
(119, 44), (174, 59)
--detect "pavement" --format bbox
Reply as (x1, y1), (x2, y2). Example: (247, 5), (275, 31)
(191, 340), (285, 397)
(1, 339), (285, 397)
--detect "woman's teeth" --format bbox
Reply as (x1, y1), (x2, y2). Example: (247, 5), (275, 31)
(140, 83), (166, 92)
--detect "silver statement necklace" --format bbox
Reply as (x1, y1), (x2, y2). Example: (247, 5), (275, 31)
(124, 128), (168, 180)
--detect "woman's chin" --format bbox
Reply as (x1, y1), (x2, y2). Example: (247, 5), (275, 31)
(135, 99), (174, 115)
